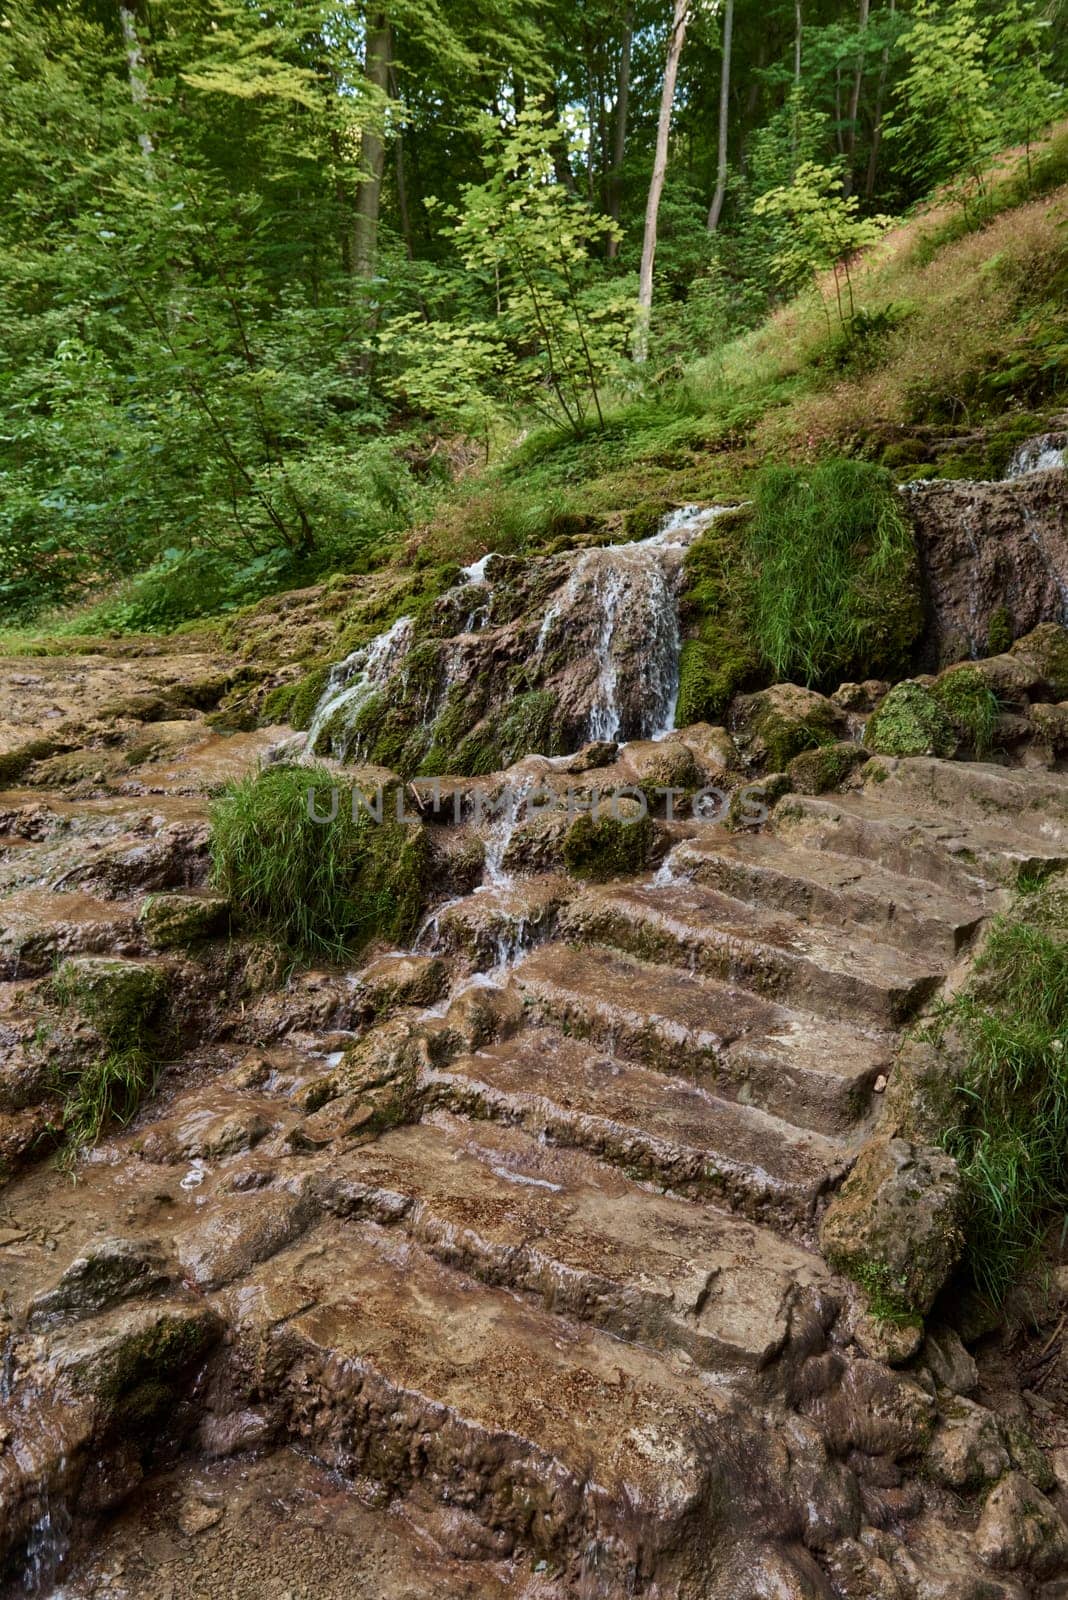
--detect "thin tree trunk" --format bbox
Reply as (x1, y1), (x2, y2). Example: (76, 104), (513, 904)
(706, 0), (734, 231)
(389, 66), (414, 261)
(794, 0), (802, 86)
(843, 0), (870, 195)
(352, 13), (391, 279)
(606, 4), (633, 259)
(633, 0), (690, 363)
(865, 0), (895, 199)
(119, 3), (154, 163)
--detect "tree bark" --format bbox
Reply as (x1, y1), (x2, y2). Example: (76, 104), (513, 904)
(843, 0), (871, 195)
(865, 0), (895, 199)
(606, 4), (633, 258)
(706, 0), (734, 231)
(633, 0), (690, 363)
(119, 3), (154, 163)
(794, 0), (802, 86)
(352, 13), (391, 279)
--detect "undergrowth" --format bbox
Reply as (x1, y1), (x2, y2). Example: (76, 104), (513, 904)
(931, 884), (1068, 1305)
(210, 764), (433, 960)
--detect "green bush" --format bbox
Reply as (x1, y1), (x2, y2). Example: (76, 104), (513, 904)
(932, 894), (1068, 1304)
(748, 459), (922, 686)
(210, 764), (433, 960)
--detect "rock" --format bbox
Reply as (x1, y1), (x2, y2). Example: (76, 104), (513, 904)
(677, 722), (738, 778)
(810, 1359), (936, 1461)
(1051, 1447), (1068, 1496)
(622, 737), (704, 792)
(139, 892), (230, 949)
(29, 1237), (171, 1328)
(927, 1397), (1009, 1489)
(923, 1325), (978, 1395)
(178, 1494), (224, 1536)
(891, 1519), (1032, 1600)
(906, 472), (1068, 666)
(51, 955), (166, 1037)
(786, 740), (867, 795)
(975, 1473), (1068, 1579)
(561, 809), (659, 881)
(351, 953), (447, 1018)
(731, 684), (845, 772)
(1012, 623), (1068, 702)
(831, 681), (889, 714)
(1003, 1417), (1057, 1493)
(562, 740), (618, 773)
(1029, 702), (1068, 757)
(137, 1100), (273, 1163)
(864, 681), (957, 759)
(46, 1296), (223, 1406)
(710, 1541), (836, 1598)
(855, 1311), (924, 1365)
(819, 1137), (964, 1319)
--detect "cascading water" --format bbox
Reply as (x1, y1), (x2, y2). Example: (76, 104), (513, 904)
(305, 614), (414, 758)
(1005, 435), (1066, 479)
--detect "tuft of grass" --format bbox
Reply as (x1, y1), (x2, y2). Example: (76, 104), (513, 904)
(748, 459), (922, 687)
(210, 764), (433, 961)
(931, 666), (1000, 758)
(932, 895), (1068, 1306)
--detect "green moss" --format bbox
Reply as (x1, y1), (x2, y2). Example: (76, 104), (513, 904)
(286, 663), (331, 732)
(210, 764), (434, 960)
(850, 1260), (927, 1328)
(674, 517), (761, 725)
(562, 811), (656, 881)
(881, 438), (930, 470)
(0, 738), (60, 784)
(987, 606), (1014, 656)
(138, 893), (230, 950)
(931, 666), (1000, 757)
(786, 740), (865, 794)
(865, 680), (958, 758)
(623, 501), (670, 541)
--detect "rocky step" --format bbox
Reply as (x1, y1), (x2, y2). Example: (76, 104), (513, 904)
(421, 1024), (847, 1232)
(665, 830), (986, 958)
(0, 888), (145, 978)
(216, 1217), (745, 1594)
(512, 942), (890, 1133)
(423, 876), (571, 968)
(557, 882), (939, 1029)
(773, 789), (1068, 895)
(863, 755), (1068, 838)
(320, 1112), (834, 1374)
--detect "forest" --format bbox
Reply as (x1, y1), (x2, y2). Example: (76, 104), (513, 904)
(2, 0), (1065, 630)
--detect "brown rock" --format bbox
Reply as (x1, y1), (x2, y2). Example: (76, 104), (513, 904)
(976, 1473), (1068, 1579)
(927, 1397), (1009, 1489)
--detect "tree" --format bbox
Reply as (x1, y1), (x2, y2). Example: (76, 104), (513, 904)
(633, 0), (692, 363)
(352, 14), (393, 278)
(706, 0), (734, 231)
(989, 0), (1060, 188)
(753, 159), (890, 332)
(890, 0), (997, 227)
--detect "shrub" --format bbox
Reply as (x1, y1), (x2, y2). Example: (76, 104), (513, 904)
(931, 892), (1068, 1304)
(748, 459), (922, 687)
(210, 765), (433, 960)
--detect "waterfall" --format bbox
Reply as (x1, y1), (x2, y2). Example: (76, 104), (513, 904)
(305, 614), (414, 758)
(1005, 435), (1066, 479)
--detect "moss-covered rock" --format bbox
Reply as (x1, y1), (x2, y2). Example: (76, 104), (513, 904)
(139, 893), (231, 950)
(864, 680), (958, 758)
(1029, 701), (1068, 755)
(51, 956), (167, 1041)
(819, 1136), (965, 1319)
(931, 665), (1000, 757)
(726, 773), (791, 831)
(733, 684), (843, 771)
(1011, 623), (1068, 702)
(562, 810), (657, 881)
(0, 738), (63, 785)
(987, 605), (1014, 656)
(786, 740), (866, 795)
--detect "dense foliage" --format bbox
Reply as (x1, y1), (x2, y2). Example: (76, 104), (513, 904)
(1, 0), (1065, 622)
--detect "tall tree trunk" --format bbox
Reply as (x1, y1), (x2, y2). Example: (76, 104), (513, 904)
(794, 0), (802, 86)
(352, 13), (391, 279)
(843, 0), (871, 195)
(119, 3), (154, 163)
(865, 0), (895, 199)
(606, 4), (633, 259)
(706, 0), (734, 231)
(388, 66), (414, 261)
(633, 0), (690, 363)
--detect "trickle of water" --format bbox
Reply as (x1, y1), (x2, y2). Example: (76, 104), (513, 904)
(481, 777), (535, 890)
(20, 1474), (71, 1596)
(1005, 435), (1066, 479)
(305, 614), (414, 757)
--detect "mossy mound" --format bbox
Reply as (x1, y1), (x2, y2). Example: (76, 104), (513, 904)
(865, 681), (958, 759)
(139, 893), (231, 950)
(210, 764), (435, 960)
(562, 810), (657, 882)
(52, 956), (167, 1041)
(786, 740), (866, 795)
(931, 666), (1000, 758)
(735, 684), (843, 772)
(1012, 624), (1068, 703)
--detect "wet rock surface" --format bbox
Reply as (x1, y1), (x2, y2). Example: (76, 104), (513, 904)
(3, 622), (1068, 1597)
